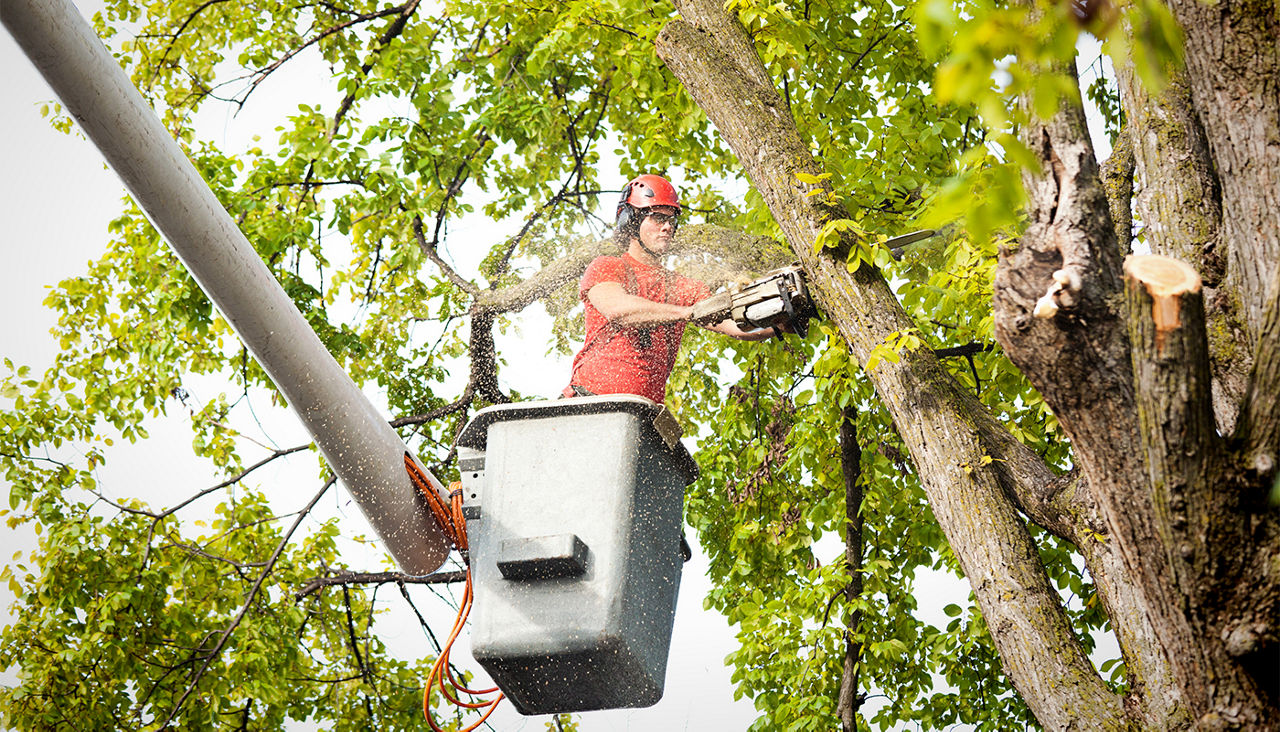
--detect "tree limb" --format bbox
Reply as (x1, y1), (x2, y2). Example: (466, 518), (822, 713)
(413, 214), (479, 296)
(994, 45), (1203, 728)
(1100, 125), (1134, 258)
(156, 443), (312, 520)
(1165, 0), (1280, 346)
(1124, 256), (1228, 601)
(1113, 58), (1247, 435)
(295, 569), (467, 599)
(194, 2), (415, 113)
(836, 407), (864, 732)
(655, 6), (1122, 727)
(1237, 261), (1280, 478)
(1003, 21), (1271, 723)
(330, 0), (423, 135)
(341, 585), (371, 684)
(467, 312), (508, 404)
(390, 395), (474, 428)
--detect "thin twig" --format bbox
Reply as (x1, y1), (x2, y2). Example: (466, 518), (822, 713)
(390, 394), (474, 428)
(157, 444), (312, 520)
(158, 475), (336, 728)
(412, 215), (479, 295)
(397, 582), (445, 654)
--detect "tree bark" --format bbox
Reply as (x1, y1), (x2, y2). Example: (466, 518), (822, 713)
(836, 407), (863, 732)
(1164, 0), (1280, 350)
(655, 4), (1126, 728)
(1112, 57), (1250, 435)
(1100, 125), (1135, 259)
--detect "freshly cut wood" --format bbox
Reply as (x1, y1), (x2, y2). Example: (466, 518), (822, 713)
(1123, 255), (1203, 336)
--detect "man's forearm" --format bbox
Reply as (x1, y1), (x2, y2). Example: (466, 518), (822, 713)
(705, 320), (776, 341)
(588, 283), (693, 328)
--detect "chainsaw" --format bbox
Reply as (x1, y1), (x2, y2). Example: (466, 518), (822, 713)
(690, 265), (818, 337)
(688, 231), (937, 337)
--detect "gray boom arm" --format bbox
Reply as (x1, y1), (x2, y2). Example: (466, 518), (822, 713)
(3, 0), (452, 574)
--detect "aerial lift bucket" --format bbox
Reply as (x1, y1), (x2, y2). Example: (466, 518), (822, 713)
(455, 395), (698, 714)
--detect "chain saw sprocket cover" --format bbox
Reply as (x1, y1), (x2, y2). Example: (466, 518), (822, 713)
(728, 265), (817, 337)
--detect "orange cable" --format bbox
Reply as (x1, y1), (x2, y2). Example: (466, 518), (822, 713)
(405, 464), (505, 730)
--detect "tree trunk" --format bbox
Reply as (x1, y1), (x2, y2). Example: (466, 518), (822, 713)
(655, 3), (1126, 729)
(655, 0), (1280, 728)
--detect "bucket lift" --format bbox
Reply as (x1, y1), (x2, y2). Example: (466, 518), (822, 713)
(455, 396), (697, 714)
(5, 0), (714, 718)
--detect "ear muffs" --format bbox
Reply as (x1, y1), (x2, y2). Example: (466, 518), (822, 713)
(615, 183), (638, 239)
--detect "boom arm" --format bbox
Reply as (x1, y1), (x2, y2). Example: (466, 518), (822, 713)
(2, 0), (452, 574)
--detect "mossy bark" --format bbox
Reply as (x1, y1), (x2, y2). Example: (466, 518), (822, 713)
(1113, 53), (1250, 435)
(1165, 0), (1280, 347)
(656, 5), (1127, 729)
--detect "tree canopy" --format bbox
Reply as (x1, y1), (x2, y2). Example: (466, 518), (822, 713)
(3, 0), (1278, 729)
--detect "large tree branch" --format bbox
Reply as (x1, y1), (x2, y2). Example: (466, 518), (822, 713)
(1237, 263), (1280, 477)
(1124, 256), (1234, 601)
(1165, 0), (1280, 346)
(1120, 260), (1276, 721)
(467, 311), (508, 404)
(655, 6), (1123, 727)
(1113, 58), (1248, 434)
(1100, 125), (1134, 258)
(295, 569), (466, 599)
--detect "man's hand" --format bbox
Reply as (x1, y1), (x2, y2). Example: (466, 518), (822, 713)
(689, 292), (732, 325)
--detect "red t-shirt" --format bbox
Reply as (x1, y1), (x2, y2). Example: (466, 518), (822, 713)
(567, 254), (710, 403)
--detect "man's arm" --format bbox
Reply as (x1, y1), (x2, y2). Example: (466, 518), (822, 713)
(588, 282), (780, 340)
(587, 282), (694, 328)
(700, 319), (777, 341)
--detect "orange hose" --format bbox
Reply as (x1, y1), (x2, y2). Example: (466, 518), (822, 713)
(404, 464), (505, 730)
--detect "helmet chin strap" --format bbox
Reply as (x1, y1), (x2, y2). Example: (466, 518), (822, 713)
(636, 237), (661, 259)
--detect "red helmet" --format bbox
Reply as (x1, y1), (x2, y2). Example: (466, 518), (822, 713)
(615, 175), (681, 240)
(617, 174), (682, 216)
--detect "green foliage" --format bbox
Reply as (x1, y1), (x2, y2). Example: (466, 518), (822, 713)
(2, 0), (1178, 726)
(0, 486), (431, 729)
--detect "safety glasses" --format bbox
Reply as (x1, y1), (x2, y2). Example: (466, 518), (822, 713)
(644, 210), (680, 228)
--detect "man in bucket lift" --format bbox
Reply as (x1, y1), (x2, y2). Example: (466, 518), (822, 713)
(562, 174), (782, 402)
